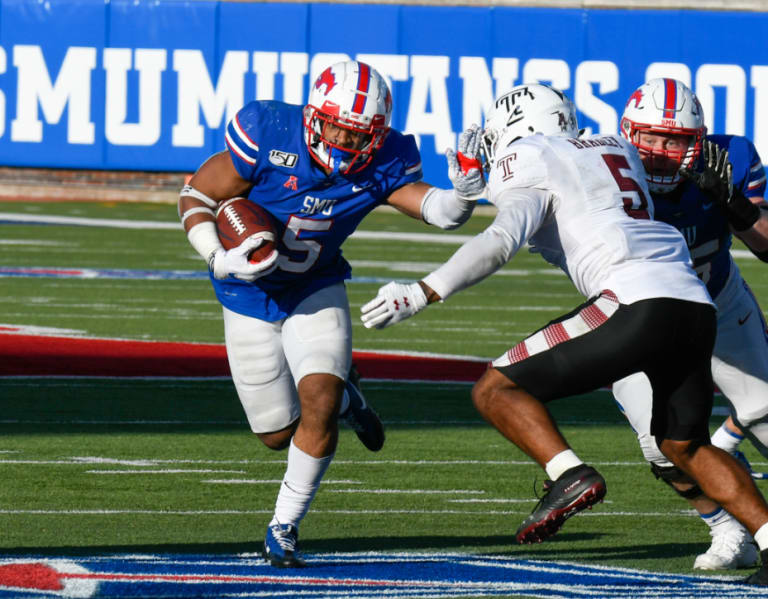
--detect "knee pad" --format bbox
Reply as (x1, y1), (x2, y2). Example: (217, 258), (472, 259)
(649, 462), (703, 500)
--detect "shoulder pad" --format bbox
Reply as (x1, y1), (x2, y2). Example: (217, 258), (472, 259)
(489, 137), (548, 191)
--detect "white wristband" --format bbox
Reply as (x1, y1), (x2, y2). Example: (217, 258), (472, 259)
(180, 184), (218, 209)
(187, 221), (222, 262)
(180, 205), (215, 226)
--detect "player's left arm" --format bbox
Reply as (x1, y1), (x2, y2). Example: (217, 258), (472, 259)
(386, 125), (486, 230)
(361, 187), (546, 329)
(681, 137), (768, 259)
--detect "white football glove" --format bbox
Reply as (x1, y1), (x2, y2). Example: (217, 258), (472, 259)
(446, 124), (486, 201)
(208, 235), (278, 281)
(360, 281), (428, 329)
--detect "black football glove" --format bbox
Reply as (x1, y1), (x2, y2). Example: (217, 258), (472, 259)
(679, 139), (760, 232)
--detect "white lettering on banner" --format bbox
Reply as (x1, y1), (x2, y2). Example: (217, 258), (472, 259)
(357, 53), (409, 102)
(280, 52), (308, 105)
(696, 64), (747, 136)
(11, 45), (95, 144)
(405, 55), (453, 153)
(646, 62), (692, 87)
(575, 61), (618, 136)
(523, 58), (570, 92)
(104, 48), (166, 146)
(752, 67), (768, 162)
(1, 46), (766, 165)
(253, 52), (278, 101)
(172, 49), (248, 147)
(459, 57), (519, 134)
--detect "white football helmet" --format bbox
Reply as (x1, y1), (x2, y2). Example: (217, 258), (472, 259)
(620, 78), (706, 193)
(304, 60), (392, 175)
(482, 83), (579, 169)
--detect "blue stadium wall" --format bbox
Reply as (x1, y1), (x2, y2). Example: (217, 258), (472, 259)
(0, 0), (766, 187)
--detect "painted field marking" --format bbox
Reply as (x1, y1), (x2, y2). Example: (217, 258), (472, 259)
(0, 552), (760, 598)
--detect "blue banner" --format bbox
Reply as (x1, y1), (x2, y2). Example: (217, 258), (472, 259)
(0, 0), (765, 188)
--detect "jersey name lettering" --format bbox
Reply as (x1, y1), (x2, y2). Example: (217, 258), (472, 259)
(567, 136), (621, 150)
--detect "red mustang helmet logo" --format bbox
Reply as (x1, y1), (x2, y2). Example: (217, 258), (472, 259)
(315, 67), (336, 96)
(626, 88), (644, 109)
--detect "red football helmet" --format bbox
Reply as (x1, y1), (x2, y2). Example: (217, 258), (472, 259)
(620, 78), (706, 193)
(304, 61), (392, 175)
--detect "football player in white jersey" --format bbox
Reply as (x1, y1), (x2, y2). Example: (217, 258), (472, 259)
(613, 78), (768, 570)
(178, 60), (486, 567)
(360, 83), (768, 586)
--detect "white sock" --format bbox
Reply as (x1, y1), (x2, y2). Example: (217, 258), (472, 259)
(699, 506), (741, 534)
(711, 422), (744, 454)
(755, 522), (768, 552)
(271, 438), (333, 528)
(545, 449), (583, 481)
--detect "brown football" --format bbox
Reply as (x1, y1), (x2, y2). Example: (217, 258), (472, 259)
(216, 197), (277, 263)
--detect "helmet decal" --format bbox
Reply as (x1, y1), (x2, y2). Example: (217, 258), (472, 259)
(626, 88), (644, 109)
(315, 67), (336, 96)
(351, 62), (371, 114)
(662, 78), (677, 120)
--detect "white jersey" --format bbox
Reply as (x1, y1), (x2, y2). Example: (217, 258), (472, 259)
(424, 132), (712, 307)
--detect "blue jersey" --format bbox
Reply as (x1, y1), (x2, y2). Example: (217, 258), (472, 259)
(211, 101), (423, 320)
(650, 134), (766, 299)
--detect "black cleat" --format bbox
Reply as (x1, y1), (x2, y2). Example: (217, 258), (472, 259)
(515, 464), (606, 544)
(341, 365), (385, 452)
(263, 523), (306, 568)
(745, 549), (768, 585)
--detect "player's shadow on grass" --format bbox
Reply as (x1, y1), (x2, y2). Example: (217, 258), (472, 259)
(305, 534), (704, 564)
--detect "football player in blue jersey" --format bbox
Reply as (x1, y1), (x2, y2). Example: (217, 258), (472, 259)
(614, 78), (768, 574)
(177, 60), (486, 568)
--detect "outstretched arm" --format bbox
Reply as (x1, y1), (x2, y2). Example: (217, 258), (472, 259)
(385, 125), (487, 229)
(361, 188), (548, 329)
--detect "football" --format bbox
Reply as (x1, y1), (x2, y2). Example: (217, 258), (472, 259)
(216, 197), (277, 264)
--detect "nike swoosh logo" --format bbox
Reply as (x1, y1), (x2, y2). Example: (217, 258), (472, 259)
(702, 203), (713, 210)
(739, 311), (753, 325)
(352, 184), (372, 192)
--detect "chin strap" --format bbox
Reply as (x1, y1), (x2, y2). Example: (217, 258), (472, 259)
(329, 147), (353, 174)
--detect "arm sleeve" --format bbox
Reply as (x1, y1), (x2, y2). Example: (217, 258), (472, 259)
(422, 188), (550, 300)
(420, 187), (475, 230)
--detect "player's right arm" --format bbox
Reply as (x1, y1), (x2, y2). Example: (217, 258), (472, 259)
(179, 149), (276, 281)
(179, 150), (251, 235)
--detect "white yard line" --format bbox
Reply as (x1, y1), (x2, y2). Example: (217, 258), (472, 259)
(2, 456), (761, 467)
(0, 508), (699, 518)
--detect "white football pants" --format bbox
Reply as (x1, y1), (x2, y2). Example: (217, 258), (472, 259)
(222, 282), (352, 433)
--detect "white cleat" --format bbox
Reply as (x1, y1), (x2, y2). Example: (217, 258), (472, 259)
(693, 526), (759, 570)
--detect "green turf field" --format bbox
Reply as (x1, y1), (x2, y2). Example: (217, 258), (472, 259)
(1, 200), (767, 593)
